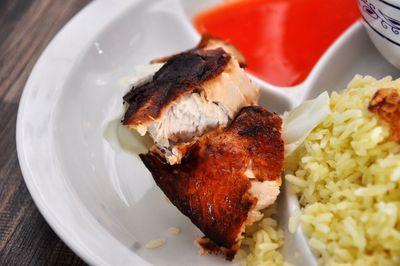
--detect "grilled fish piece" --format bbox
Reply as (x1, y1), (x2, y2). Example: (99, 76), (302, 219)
(369, 88), (400, 143)
(197, 34), (247, 68)
(123, 48), (259, 164)
(140, 106), (284, 260)
(152, 34), (247, 67)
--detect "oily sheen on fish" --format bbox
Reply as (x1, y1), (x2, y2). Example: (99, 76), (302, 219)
(140, 106), (284, 260)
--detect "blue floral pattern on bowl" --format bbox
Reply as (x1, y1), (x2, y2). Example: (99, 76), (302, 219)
(358, 0), (400, 46)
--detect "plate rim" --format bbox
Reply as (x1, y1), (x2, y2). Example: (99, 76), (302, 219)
(15, 1), (371, 265)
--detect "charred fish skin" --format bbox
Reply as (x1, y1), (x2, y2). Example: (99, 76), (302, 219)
(123, 48), (230, 126)
(123, 45), (260, 165)
(152, 34), (247, 68)
(140, 106), (284, 260)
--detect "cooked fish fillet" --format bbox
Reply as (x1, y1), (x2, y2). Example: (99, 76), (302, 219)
(197, 34), (247, 68)
(123, 48), (259, 164)
(152, 34), (247, 68)
(140, 106), (284, 260)
(369, 88), (400, 143)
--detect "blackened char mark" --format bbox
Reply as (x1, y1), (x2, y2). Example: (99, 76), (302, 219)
(123, 48), (231, 125)
(152, 34), (247, 68)
(139, 106), (284, 260)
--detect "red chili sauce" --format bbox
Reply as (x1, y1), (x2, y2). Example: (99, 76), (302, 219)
(194, 0), (360, 87)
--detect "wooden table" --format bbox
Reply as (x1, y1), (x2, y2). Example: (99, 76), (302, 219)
(0, 0), (90, 264)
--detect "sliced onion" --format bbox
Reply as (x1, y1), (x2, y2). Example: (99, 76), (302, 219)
(283, 92), (330, 156)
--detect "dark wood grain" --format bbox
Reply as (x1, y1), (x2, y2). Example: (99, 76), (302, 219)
(0, 0), (91, 264)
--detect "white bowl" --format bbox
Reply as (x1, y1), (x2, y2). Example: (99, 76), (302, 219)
(358, 0), (400, 69)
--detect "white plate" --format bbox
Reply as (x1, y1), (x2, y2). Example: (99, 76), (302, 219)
(16, 0), (400, 265)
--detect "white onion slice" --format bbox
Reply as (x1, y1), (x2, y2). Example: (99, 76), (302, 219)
(283, 92), (330, 156)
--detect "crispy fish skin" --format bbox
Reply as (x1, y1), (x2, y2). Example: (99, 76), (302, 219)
(140, 106), (284, 260)
(369, 88), (400, 143)
(196, 33), (247, 68)
(123, 46), (259, 164)
(151, 34), (247, 67)
(123, 48), (230, 126)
